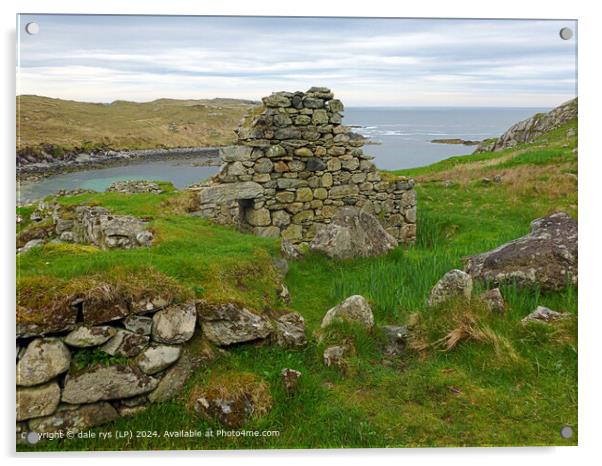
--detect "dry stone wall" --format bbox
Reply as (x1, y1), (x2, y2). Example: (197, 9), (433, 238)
(191, 87), (416, 245)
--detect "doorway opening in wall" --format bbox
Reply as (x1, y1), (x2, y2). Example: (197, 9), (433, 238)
(238, 199), (253, 233)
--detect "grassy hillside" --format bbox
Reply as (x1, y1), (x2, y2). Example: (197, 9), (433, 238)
(16, 95), (256, 156)
(16, 117), (577, 450)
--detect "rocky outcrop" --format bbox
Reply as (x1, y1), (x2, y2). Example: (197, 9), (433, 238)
(464, 212), (577, 291)
(310, 206), (397, 259)
(321, 295), (375, 329)
(474, 98), (577, 153)
(427, 269), (473, 307)
(190, 88), (417, 246)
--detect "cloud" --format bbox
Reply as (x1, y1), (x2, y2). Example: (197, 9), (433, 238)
(17, 15), (577, 106)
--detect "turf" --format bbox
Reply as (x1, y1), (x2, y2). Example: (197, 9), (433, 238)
(16, 119), (578, 451)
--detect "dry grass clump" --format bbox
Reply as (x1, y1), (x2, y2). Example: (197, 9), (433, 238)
(160, 191), (201, 214)
(408, 301), (521, 364)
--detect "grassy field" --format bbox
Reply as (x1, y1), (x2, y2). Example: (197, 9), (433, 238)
(16, 95), (255, 156)
(16, 118), (577, 450)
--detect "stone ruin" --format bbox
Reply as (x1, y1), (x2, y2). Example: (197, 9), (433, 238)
(190, 87), (417, 246)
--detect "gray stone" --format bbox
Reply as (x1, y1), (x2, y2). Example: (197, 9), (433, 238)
(196, 300), (272, 346)
(321, 295), (375, 329)
(124, 315), (153, 335)
(254, 158), (274, 174)
(310, 207), (397, 260)
(306, 157), (327, 172)
(28, 402), (119, 434)
(281, 239), (304, 260)
(136, 344), (182, 375)
(263, 93), (292, 108)
(64, 326), (117, 348)
(219, 145), (252, 162)
(16, 338), (71, 387)
(274, 312), (307, 348)
(198, 182), (263, 204)
(381, 325), (409, 356)
(428, 269), (473, 307)
(106, 180), (163, 194)
(265, 144), (287, 158)
(480, 288), (506, 313)
(16, 382), (61, 421)
(521, 306), (571, 324)
(17, 239), (45, 254)
(152, 302), (197, 344)
(465, 212), (577, 291)
(62, 365), (159, 404)
(101, 328), (149, 357)
(323, 345), (349, 369)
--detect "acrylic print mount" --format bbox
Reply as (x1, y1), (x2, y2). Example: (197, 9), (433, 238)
(16, 15), (577, 451)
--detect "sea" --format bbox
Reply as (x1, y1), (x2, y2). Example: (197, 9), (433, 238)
(18, 107), (546, 202)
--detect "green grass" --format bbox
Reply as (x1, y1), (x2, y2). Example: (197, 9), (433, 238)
(16, 118), (578, 451)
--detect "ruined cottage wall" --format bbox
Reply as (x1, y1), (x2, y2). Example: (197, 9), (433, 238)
(192, 87), (416, 244)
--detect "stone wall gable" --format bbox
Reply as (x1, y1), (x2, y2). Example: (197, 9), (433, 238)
(191, 87), (417, 245)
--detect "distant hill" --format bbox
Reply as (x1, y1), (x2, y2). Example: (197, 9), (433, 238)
(16, 95), (257, 157)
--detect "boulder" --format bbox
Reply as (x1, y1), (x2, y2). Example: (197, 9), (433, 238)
(196, 300), (272, 346)
(189, 373), (272, 428)
(480, 288), (506, 314)
(62, 365), (159, 404)
(100, 329), (149, 357)
(16, 338), (71, 387)
(427, 269), (473, 307)
(136, 344), (182, 375)
(273, 312), (307, 348)
(521, 306), (571, 324)
(151, 302), (197, 344)
(321, 295), (374, 329)
(464, 212), (578, 291)
(28, 402), (119, 434)
(381, 325), (409, 356)
(16, 382), (61, 421)
(310, 207), (397, 260)
(64, 325), (117, 348)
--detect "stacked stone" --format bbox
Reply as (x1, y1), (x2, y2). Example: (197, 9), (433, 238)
(16, 295), (305, 439)
(192, 87), (416, 244)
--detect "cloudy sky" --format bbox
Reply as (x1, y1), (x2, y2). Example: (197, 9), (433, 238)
(17, 15), (577, 107)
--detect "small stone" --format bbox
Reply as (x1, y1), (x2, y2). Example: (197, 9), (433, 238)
(321, 295), (374, 329)
(281, 239), (304, 260)
(274, 312), (307, 348)
(312, 109), (329, 125)
(64, 325), (116, 348)
(323, 345), (349, 370)
(296, 187), (314, 202)
(480, 288), (505, 313)
(152, 302), (197, 344)
(254, 158), (274, 174)
(263, 93), (292, 108)
(245, 207), (271, 226)
(124, 315), (153, 335)
(294, 147), (313, 157)
(281, 368), (302, 393)
(306, 157), (327, 171)
(381, 325), (409, 356)
(16, 338), (71, 387)
(266, 145), (287, 158)
(521, 306), (571, 324)
(427, 269), (473, 307)
(136, 344), (182, 375)
(16, 382), (61, 421)
(101, 328), (149, 357)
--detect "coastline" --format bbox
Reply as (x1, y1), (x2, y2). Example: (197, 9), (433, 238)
(17, 146), (221, 182)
